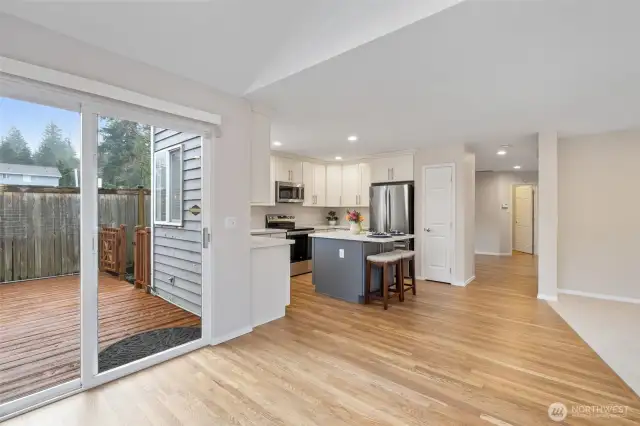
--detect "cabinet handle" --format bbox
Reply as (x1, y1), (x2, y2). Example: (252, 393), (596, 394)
(391, 168), (394, 180)
(388, 168), (391, 180)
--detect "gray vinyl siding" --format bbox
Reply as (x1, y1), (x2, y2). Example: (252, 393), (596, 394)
(153, 128), (202, 316)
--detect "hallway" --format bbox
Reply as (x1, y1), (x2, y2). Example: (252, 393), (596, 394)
(6, 254), (640, 425)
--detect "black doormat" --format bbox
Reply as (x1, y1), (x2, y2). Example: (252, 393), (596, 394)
(98, 327), (201, 372)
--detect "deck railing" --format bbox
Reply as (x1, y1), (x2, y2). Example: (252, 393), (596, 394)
(134, 226), (151, 291)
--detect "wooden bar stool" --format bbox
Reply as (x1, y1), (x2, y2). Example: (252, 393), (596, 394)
(365, 252), (403, 310)
(394, 250), (416, 301)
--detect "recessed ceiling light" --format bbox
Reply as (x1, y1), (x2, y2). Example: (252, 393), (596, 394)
(513, 165), (521, 169)
(497, 150), (507, 156)
(272, 141), (282, 146)
(335, 156), (343, 160)
(347, 135), (358, 142)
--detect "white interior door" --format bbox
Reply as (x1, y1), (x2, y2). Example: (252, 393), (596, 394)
(422, 166), (453, 283)
(514, 185), (534, 254)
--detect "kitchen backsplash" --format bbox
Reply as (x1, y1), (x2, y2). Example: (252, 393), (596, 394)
(251, 205), (370, 229)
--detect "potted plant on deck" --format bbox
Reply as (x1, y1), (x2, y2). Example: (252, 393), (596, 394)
(346, 209), (365, 235)
(326, 211), (339, 226)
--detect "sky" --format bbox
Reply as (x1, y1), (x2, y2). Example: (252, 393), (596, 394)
(0, 97), (81, 153)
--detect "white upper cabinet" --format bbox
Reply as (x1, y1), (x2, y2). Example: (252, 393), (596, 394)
(314, 164), (326, 206)
(370, 154), (414, 183)
(275, 156), (303, 182)
(341, 164), (359, 206)
(250, 112), (272, 205)
(302, 162), (326, 206)
(325, 164), (343, 207)
(358, 163), (371, 207)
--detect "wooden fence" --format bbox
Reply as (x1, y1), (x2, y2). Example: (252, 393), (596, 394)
(0, 186), (150, 283)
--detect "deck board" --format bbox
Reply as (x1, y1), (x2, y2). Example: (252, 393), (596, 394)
(0, 274), (200, 404)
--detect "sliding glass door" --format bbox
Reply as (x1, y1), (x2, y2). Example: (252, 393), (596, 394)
(0, 78), (212, 420)
(80, 104), (212, 391)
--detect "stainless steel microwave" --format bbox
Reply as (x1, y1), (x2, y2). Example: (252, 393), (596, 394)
(276, 181), (305, 203)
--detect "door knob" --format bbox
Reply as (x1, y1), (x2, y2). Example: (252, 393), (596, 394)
(425, 228), (431, 232)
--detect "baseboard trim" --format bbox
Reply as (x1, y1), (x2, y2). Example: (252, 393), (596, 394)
(537, 293), (558, 302)
(475, 251), (512, 256)
(558, 289), (640, 305)
(211, 326), (253, 345)
(452, 275), (475, 287)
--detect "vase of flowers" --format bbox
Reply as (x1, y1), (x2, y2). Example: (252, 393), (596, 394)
(326, 211), (338, 226)
(346, 209), (365, 235)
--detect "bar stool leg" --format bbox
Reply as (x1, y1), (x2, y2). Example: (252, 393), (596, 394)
(396, 260), (404, 302)
(410, 258), (416, 295)
(382, 263), (389, 310)
(365, 260), (372, 304)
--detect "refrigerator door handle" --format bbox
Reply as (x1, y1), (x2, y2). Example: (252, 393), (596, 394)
(386, 188), (391, 232)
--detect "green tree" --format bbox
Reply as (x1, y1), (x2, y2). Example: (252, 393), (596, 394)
(0, 127), (34, 164)
(98, 118), (150, 188)
(34, 122), (78, 169)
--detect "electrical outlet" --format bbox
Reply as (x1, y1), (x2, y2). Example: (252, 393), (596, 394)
(339, 249), (344, 259)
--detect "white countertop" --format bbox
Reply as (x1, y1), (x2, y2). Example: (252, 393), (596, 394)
(250, 228), (288, 235)
(310, 231), (414, 243)
(302, 224), (370, 232)
(251, 236), (294, 249)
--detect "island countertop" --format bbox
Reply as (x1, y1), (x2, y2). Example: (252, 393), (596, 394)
(310, 231), (414, 243)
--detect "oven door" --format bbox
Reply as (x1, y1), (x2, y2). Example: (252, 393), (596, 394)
(276, 182), (304, 203)
(288, 232), (310, 262)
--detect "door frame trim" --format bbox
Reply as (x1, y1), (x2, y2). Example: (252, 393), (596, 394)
(421, 163), (456, 284)
(511, 183), (536, 255)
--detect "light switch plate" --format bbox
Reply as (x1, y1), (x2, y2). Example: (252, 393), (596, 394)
(225, 217), (237, 228)
(339, 249), (345, 259)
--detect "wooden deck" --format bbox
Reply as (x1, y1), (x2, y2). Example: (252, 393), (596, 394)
(0, 274), (200, 404)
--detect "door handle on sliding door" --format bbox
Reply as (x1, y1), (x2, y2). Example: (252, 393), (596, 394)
(202, 227), (210, 248)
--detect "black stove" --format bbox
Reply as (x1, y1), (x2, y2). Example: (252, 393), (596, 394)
(265, 215), (314, 276)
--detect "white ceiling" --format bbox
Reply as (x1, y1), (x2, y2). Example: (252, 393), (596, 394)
(0, 0), (461, 96)
(3, 0), (640, 171)
(253, 0), (640, 167)
(468, 135), (538, 172)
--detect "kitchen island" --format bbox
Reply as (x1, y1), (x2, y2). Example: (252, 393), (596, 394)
(310, 231), (414, 303)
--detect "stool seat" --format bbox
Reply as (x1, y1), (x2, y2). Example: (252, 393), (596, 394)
(367, 252), (402, 263)
(393, 249), (416, 259)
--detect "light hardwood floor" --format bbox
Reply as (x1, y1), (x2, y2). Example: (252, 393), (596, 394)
(5, 254), (640, 425)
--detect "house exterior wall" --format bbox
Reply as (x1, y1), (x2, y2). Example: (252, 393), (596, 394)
(153, 128), (203, 316)
(0, 174), (59, 186)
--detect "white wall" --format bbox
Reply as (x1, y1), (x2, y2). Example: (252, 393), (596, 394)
(414, 143), (475, 285)
(558, 129), (640, 301)
(475, 171), (538, 255)
(538, 131), (559, 300)
(0, 13), (253, 341)
(251, 205), (370, 229)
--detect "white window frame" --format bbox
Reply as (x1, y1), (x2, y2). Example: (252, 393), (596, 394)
(153, 145), (183, 226)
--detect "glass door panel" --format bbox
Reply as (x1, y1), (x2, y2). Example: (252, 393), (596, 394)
(96, 117), (202, 373)
(0, 96), (82, 412)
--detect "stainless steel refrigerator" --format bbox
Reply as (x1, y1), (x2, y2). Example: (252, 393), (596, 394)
(369, 182), (414, 234)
